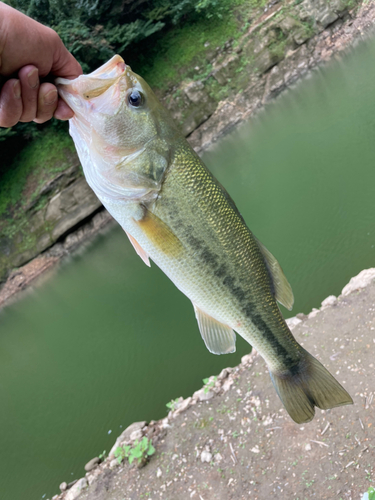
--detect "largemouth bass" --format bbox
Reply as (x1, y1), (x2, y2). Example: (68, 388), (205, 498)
(56, 55), (352, 424)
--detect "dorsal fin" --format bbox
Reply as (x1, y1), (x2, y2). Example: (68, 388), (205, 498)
(125, 231), (150, 267)
(193, 303), (236, 355)
(255, 237), (294, 311)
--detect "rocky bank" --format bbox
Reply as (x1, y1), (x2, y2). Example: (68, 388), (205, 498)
(47, 269), (375, 500)
(1, 0), (375, 306)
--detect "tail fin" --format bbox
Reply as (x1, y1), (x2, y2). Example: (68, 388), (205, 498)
(269, 348), (353, 424)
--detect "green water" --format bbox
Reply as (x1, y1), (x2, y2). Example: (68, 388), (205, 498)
(1, 39), (375, 499)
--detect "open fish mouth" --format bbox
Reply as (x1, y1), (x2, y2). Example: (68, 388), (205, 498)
(56, 55), (127, 109)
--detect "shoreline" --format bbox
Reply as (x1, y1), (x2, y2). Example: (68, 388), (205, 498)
(51, 268), (375, 500)
(1, 1), (375, 309)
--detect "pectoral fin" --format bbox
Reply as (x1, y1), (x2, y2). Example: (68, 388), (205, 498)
(193, 304), (236, 355)
(125, 231), (150, 267)
(255, 237), (294, 311)
(135, 207), (183, 258)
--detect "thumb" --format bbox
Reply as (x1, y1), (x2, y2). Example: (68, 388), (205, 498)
(50, 33), (83, 79)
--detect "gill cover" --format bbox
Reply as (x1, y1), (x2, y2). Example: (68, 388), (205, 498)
(56, 56), (174, 204)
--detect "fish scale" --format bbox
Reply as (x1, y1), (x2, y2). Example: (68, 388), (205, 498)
(56, 55), (353, 424)
(153, 140), (300, 370)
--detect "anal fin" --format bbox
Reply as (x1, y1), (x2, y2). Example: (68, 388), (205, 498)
(125, 231), (150, 267)
(255, 236), (294, 311)
(193, 304), (236, 355)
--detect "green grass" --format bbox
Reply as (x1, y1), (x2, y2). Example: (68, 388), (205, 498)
(134, 0), (267, 92)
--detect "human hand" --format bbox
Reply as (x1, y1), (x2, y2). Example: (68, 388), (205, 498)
(0, 2), (82, 127)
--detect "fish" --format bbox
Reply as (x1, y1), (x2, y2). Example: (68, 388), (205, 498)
(56, 55), (353, 424)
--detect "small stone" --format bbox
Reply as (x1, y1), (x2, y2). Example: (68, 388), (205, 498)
(341, 269), (375, 296)
(296, 313), (307, 320)
(193, 388), (214, 401)
(173, 397), (192, 416)
(262, 415), (273, 426)
(241, 354), (252, 365)
(201, 450), (212, 463)
(59, 482), (67, 492)
(130, 429), (143, 441)
(110, 459), (118, 468)
(222, 378), (234, 392)
(308, 309), (320, 319)
(156, 467), (162, 478)
(161, 417), (171, 429)
(305, 443), (312, 451)
(86, 471), (99, 486)
(318, 10), (338, 28)
(65, 478), (88, 500)
(214, 453), (223, 463)
(251, 446), (260, 453)
(84, 457), (100, 472)
(286, 316), (302, 329)
(321, 295), (337, 308)
(217, 368), (230, 380)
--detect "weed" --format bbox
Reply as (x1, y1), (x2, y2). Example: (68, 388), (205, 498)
(203, 376), (217, 393)
(194, 417), (211, 428)
(166, 398), (181, 412)
(98, 450), (106, 462)
(114, 437), (155, 466)
(268, 35), (288, 61)
(368, 487), (375, 500)
(193, 63), (213, 81)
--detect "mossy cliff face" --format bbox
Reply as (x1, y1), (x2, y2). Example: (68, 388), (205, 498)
(0, 0), (367, 285)
(162, 0), (360, 141)
(0, 160), (102, 280)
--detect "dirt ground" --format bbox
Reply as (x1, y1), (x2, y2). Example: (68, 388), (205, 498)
(56, 273), (375, 500)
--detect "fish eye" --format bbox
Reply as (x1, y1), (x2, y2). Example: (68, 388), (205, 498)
(128, 90), (144, 108)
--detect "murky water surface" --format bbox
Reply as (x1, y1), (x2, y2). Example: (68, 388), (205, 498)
(1, 39), (375, 499)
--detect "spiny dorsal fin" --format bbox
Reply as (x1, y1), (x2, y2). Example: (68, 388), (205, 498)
(125, 231), (151, 267)
(193, 303), (236, 355)
(255, 237), (294, 311)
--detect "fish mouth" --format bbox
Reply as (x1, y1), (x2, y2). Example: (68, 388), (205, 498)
(88, 54), (126, 79)
(56, 55), (126, 110)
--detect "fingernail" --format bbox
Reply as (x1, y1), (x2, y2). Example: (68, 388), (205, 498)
(13, 81), (21, 99)
(44, 89), (58, 105)
(27, 68), (39, 89)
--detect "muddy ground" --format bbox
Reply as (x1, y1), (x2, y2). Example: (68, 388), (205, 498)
(54, 272), (375, 500)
